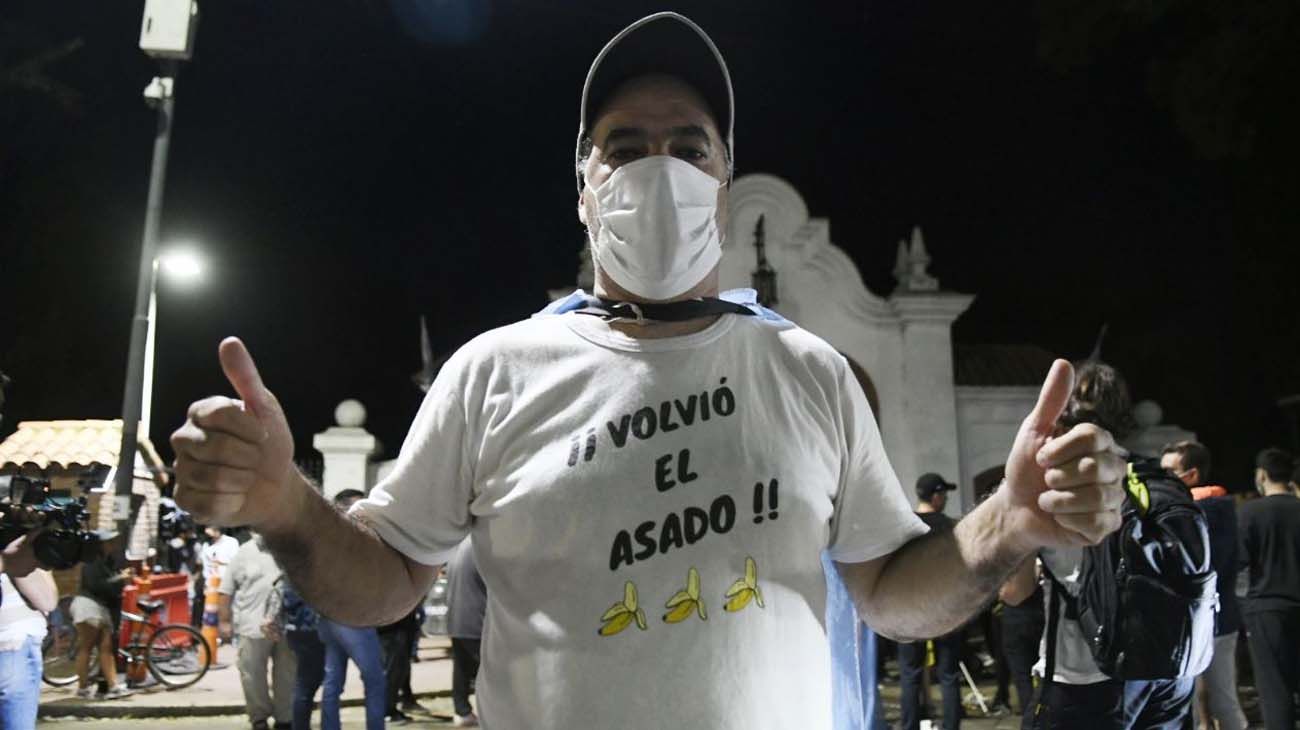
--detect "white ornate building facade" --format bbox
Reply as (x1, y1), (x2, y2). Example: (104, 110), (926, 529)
(317, 173), (1190, 516)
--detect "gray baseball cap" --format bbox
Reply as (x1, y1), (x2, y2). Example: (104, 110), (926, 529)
(575, 11), (735, 189)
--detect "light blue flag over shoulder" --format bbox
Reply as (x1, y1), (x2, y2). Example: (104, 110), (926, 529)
(536, 288), (791, 324)
(824, 551), (888, 730)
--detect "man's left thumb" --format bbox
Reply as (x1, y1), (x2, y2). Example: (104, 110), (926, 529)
(1025, 359), (1074, 437)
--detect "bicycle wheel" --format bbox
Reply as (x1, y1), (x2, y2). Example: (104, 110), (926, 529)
(41, 597), (87, 687)
(143, 623), (211, 689)
(41, 619), (81, 687)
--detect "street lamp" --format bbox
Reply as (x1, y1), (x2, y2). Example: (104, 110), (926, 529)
(112, 0), (199, 543)
(142, 247), (205, 439)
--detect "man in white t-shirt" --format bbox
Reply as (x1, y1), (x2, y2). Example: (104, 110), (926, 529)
(201, 526), (240, 586)
(170, 13), (1127, 729)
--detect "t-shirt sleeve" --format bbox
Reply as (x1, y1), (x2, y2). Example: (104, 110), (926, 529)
(350, 362), (477, 567)
(826, 359), (929, 564)
(1235, 506), (1253, 573)
(218, 550), (242, 596)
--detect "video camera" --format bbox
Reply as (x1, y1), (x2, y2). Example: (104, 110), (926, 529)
(157, 498), (195, 543)
(0, 475), (100, 570)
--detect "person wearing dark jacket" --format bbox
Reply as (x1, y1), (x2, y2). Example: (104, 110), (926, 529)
(379, 608), (423, 723)
(446, 539), (486, 727)
(897, 473), (963, 730)
(1160, 441), (1247, 730)
(69, 530), (132, 699)
(1237, 448), (1300, 730)
(275, 579), (325, 730)
(998, 575), (1044, 719)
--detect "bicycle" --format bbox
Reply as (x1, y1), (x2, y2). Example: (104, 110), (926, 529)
(42, 597), (212, 690)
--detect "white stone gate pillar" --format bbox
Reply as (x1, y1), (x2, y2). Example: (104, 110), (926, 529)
(313, 399), (377, 500)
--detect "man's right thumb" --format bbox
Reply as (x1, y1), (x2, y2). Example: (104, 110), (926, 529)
(219, 337), (271, 419)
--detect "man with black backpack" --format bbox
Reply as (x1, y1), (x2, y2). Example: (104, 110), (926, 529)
(1003, 361), (1216, 730)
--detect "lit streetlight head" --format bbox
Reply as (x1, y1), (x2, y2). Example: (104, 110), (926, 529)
(158, 248), (203, 283)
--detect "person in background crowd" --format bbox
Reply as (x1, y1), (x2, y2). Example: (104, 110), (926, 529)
(975, 475), (1015, 717)
(1290, 461), (1300, 498)
(398, 608), (425, 714)
(1160, 440), (1247, 730)
(70, 530), (133, 699)
(317, 488), (386, 730)
(0, 526), (58, 726)
(221, 533), (295, 730)
(1004, 361), (1192, 730)
(983, 605), (1014, 716)
(997, 559), (1044, 721)
(200, 524), (241, 594)
(897, 473), (963, 730)
(1237, 448), (1300, 730)
(378, 606), (422, 724)
(270, 577), (325, 730)
(446, 538), (485, 728)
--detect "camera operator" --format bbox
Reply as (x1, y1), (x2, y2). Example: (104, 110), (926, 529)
(0, 528), (58, 726)
(70, 529), (133, 700)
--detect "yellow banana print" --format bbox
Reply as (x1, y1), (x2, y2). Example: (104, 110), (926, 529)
(598, 610), (635, 636)
(723, 556), (765, 613)
(598, 581), (648, 636)
(662, 567), (707, 623)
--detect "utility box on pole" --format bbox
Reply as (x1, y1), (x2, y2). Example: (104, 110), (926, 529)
(139, 0), (199, 60)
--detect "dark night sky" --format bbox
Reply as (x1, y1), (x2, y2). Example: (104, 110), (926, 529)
(3, 1), (1298, 491)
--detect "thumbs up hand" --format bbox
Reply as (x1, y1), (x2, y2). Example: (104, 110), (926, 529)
(171, 338), (297, 531)
(998, 359), (1127, 551)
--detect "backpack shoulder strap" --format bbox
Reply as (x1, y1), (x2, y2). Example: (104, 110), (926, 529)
(1125, 461), (1151, 515)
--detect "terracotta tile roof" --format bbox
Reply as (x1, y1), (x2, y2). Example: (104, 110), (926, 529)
(0, 420), (166, 478)
(954, 344), (1061, 387)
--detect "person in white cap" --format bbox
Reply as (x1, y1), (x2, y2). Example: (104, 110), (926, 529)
(170, 12), (1127, 728)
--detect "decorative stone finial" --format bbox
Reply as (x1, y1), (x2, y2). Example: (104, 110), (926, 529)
(1132, 400), (1163, 429)
(335, 399), (367, 428)
(893, 240), (909, 285)
(894, 226), (940, 292)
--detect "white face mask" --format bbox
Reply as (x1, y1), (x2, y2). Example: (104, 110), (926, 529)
(585, 155), (723, 300)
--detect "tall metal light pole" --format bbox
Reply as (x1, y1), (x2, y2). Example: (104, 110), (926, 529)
(113, 0), (199, 548)
(142, 249), (204, 438)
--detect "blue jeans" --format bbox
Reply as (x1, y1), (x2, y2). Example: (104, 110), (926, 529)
(0, 636), (41, 729)
(317, 618), (386, 730)
(899, 631), (964, 730)
(1026, 677), (1193, 730)
(1122, 677), (1194, 730)
(287, 630), (326, 730)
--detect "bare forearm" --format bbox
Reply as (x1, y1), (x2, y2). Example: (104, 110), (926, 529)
(999, 556), (1037, 606)
(218, 595), (232, 625)
(262, 470), (432, 626)
(12, 570), (57, 613)
(846, 489), (1033, 641)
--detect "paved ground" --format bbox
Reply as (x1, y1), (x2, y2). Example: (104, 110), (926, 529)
(36, 706), (1026, 730)
(39, 635), (1268, 728)
(38, 699), (469, 728)
(37, 710), (1021, 730)
(39, 636), (454, 720)
(37, 630), (1024, 726)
